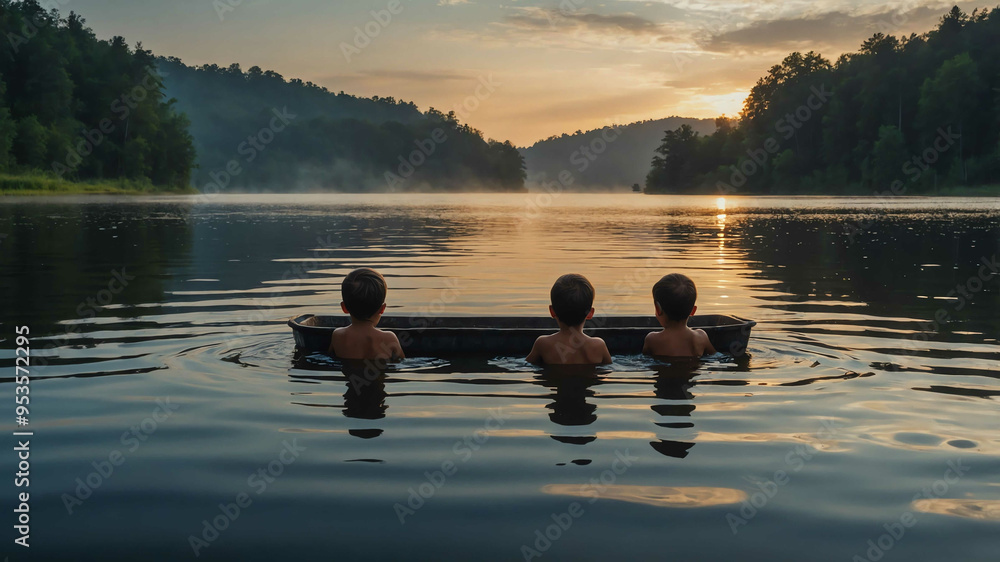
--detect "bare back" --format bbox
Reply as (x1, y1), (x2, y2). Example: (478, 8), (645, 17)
(527, 331), (612, 365)
(330, 325), (404, 361)
(643, 327), (715, 357)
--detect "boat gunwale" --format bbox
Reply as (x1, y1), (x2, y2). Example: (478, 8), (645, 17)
(288, 314), (757, 332)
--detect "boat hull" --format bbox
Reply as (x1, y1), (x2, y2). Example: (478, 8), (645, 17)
(288, 314), (756, 357)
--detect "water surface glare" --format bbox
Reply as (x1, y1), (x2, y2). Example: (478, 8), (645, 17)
(1, 194), (998, 561)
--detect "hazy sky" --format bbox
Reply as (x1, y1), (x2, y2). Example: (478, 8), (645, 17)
(67, 0), (976, 145)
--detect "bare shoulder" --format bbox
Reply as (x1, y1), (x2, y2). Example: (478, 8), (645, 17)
(534, 333), (555, 347)
(590, 336), (612, 363)
(589, 335), (609, 349)
(377, 328), (404, 358)
(378, 328), (402, 350)
(526, 334), (552, 363)
(693, 328), (715, 354)
(329, 326), (346, 349)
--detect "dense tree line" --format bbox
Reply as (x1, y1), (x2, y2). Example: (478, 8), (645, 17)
(0, 0), (195, 187)
(647, 6), (1000, 194)
(159, 58), (526, 192)
(0, 1), (525, 193)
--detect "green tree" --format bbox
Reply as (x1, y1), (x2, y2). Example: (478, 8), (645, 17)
(918, 53), (983, 183)
(12, 116), (47, 169)
(869, 125), (907, 191)
(0, 73), (15, 171)
(642, 5), (1000, 194)
(646, 124), (701, 192)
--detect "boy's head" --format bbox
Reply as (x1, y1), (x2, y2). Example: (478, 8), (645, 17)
(341, 268), (387, 321)
(653, 273), (698, 322)
(549, 274), (595, 326)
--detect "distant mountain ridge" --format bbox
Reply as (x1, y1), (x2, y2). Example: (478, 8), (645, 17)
(520, 117), (717, 190)
(159, 58), (525, 192)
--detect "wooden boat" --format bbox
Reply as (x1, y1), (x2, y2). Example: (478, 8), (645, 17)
(289, 314), (756, 357)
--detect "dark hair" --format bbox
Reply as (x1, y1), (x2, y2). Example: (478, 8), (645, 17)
(342, 268), (387, 320)
(653, 273), (697, 321)
(550, 274), (595, 326)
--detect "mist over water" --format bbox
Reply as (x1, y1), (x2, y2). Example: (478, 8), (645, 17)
(1, 194), (998, 561)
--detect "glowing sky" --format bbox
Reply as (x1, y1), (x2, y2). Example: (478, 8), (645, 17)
(67, 0), (978, 145)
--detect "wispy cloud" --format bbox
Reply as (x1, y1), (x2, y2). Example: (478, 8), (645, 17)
(700, 3), (966, 54)
(504, 7), (663, 36)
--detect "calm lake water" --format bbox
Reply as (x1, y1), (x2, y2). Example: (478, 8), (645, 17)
(1, 193), (998, 561)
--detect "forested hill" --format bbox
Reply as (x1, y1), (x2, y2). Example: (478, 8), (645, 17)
(159, 58), (526, 193)
(521, 117), (716, 190)
(0, 0), (525, 193)
(0, 1), (196, 188)
(646, 6), (1000, 195)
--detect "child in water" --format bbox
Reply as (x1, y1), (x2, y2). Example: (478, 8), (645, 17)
(643, 273), (716, 357)
(527, 274), (612, 365)
(329, 268), (404, 361)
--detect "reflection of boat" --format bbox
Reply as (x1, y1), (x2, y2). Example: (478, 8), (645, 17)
(289, 314), (756, 357)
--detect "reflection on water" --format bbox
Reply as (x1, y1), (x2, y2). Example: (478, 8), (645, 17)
(537, 369), (600, 427)
(543, 484), (748, 508)
(1, 194), (998, 561)
(913, 499), (1000, 521)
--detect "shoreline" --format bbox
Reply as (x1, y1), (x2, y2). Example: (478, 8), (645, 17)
(0, 174), (197, 196)
(2, 174), (998, 198)
(642, 186), (1000, 197)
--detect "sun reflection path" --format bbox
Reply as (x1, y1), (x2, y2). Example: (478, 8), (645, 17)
(716, 197), (727, 256)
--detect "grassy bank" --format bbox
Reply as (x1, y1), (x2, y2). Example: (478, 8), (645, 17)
(928, 185), (1000, 196)
(0, 173), (197, 196)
